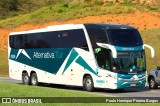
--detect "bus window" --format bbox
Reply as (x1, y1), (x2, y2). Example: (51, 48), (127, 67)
(9, 36), (14, 48)
(13, 35), (24, 49)
(10, 29), (89, 50)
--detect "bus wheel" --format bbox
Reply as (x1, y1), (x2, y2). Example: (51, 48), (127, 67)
(84, 75), (94, 92)
(31, 73), (38, 86)
(149, 77), (158, 89)
(22, 72), (30, 85)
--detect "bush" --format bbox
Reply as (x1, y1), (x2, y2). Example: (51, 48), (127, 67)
(0, 0), (18, 11)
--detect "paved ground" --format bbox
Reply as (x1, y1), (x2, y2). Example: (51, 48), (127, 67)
(0, 77), (160, 97)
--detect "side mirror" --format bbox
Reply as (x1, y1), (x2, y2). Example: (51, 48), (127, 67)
(143, 44), (155, 58)
(157, 66), (160, 70)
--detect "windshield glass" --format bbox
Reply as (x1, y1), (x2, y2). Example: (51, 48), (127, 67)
(107, 29), (143, 47)
(112, 51), (146, 74)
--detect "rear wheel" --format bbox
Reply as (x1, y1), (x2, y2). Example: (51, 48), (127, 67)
(83, 75), (94, 92)
(22, 72), (30, 85)
(30, 73), (38, 86)
(149, 77), (158, 89)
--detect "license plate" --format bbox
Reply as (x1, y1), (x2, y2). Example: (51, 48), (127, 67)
(130, 84), (136, 87)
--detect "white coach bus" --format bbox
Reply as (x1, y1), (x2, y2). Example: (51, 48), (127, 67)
(8, 24), (154, 91)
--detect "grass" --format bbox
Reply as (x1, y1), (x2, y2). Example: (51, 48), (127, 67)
(0, 3), (135, 29)
(0, 82), (101, 97)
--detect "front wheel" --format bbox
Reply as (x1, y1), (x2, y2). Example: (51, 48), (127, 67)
(149, 77), (158, 89)
(30, 73), (38, 86)
(83, 75), (94, 92)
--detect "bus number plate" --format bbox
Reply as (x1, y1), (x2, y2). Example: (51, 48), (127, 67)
(130, 84), (136, 87)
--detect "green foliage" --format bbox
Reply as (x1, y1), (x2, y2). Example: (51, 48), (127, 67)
(0, 0), (160, 20)
(63, 3), (69, 8)
(146, 5), (160, 12)
(0, 0), (59, 20)
(0, 3), (135, 29)
(115, 0), (119, 3)
(0, 0), (18, 11)
(0, 82), (102, 97)
(81, 0), (103, 5)
(120, 0), (134, 6)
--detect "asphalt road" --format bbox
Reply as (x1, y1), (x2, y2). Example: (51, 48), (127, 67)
(0, 77), (160, 97)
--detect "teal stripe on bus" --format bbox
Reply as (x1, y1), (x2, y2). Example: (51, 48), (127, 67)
(62, 49), (79, 74)
(9, 48), (72, 74)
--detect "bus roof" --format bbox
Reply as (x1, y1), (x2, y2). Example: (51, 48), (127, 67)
(84, 23), (135, 29)
(10, 23), (135, 35)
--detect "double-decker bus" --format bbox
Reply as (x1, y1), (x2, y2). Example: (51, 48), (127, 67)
(8, 24), (154, 91)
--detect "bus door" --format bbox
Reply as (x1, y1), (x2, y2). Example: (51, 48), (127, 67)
(94, 47), (111, 88)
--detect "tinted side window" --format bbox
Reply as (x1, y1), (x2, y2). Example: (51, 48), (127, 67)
(9, 35), (24, 49)
(10, 29), (88, 50)
(9, 35), (14, 48)
(58, 29), (88, 50)
(23, 33), (50, 48)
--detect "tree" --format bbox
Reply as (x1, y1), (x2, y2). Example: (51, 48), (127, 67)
(0, 0), (19, 11)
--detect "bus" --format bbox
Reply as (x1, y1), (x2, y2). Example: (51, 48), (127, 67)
(8, 24), (155, 91)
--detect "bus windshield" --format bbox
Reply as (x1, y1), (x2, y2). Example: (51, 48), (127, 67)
(112, 51), (146, 74)
(86, 27), (146, 74)
(107, 29), (143, 47)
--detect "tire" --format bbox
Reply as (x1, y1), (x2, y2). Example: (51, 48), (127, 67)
(149, 77), (158, 89)
(30, 73), (38, 86)
(83, 75), (94, 92)
(22, 72), (30, 85)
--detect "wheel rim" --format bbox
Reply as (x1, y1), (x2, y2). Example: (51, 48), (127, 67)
(23, 75), (28, 84)
(32, 76), (37, 85)
(86, 79), (92, 88)
(150, 79), (154, 88)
